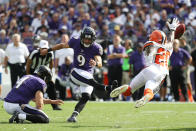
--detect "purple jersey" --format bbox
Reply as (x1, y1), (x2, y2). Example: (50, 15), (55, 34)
(68, 36), (103, 73)
(4, 75), (47, 104)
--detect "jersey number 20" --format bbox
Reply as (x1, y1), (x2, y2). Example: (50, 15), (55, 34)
(154, 48), (170, 67)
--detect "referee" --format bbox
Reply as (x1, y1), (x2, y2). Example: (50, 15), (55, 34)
(26, 39), (61, 110)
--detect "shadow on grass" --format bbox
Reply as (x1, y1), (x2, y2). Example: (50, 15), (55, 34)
(161, 128), (196, 131)
(0, 121), (37, 124)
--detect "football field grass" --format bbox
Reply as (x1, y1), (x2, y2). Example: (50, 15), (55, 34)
(0, 101), (196, 131)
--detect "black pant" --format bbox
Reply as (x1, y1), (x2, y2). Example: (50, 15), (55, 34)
(8, 62), (26, 88)
(169, 67), (188, 101)
(46, 81), (57, 100)
(55, 79), (66, 100)
(108, 65), (122, 86)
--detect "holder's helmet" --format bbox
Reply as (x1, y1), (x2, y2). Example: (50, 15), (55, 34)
(34, 65), (52, 83)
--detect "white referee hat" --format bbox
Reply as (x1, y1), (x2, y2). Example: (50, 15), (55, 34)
(39, 40), (49, 49)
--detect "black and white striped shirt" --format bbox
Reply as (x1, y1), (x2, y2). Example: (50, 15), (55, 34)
(29, 49), (54, 73)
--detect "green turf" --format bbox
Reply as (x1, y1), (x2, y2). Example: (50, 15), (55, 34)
(0, 101), (196, 131)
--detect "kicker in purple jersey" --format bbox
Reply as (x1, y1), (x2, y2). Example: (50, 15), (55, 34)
(68, 36), (103, 73)
(4, 75), (47, 104)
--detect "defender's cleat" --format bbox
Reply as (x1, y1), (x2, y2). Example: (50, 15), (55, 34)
(135, 94), (151, 108)
(110, 85), (129, 98)
(67, 116), (77, 123)
(9, 111), (20, 123)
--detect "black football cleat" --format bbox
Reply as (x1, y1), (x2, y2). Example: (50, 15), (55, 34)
(67, 116), (77, 123)
(67, 111), (78, 123)
(9, 111), (20, 123)
(111, 80), (118, 90)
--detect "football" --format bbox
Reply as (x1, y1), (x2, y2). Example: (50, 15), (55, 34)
(175, 24), (185, 39)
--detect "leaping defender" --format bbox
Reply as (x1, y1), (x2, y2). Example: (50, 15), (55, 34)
(110, 18), (180, 108)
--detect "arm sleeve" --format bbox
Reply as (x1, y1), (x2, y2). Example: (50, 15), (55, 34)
(94, 44), (103, 56)
(68, 37), (76, 48)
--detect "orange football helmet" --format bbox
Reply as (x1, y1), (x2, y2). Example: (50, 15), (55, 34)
(149, 30), (167, 45)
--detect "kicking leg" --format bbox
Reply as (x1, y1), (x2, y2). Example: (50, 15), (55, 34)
(88, 79), (118, 92)
(71, 70), (118, 93)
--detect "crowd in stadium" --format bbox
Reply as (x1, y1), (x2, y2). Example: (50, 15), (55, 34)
(0, 0), (196, 103)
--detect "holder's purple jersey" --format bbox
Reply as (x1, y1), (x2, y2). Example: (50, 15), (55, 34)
(4, 75), (47, 104)
(68, 36), (103, 73)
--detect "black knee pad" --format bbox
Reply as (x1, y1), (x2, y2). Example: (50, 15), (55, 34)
(81, 93), (90, 102)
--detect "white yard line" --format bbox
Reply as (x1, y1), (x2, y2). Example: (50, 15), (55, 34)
(141, 110), (176, 113)
(96, 126), (169, 131)
(183, 111), (196, 114)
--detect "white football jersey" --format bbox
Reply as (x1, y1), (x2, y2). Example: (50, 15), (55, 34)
(143, 41), (173, 74)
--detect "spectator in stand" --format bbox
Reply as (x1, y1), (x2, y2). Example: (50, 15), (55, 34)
(67, 6), (77, 25)
(35, 18), (49, 35)
(159, 0), (175, 15)
(4, 33), (29, 88)
(48, 12), (60, 35)
(22, 24), (34, 45)
(0, 12), (8, 30)
(81, 13), (91, 27)
(169, 39), (192, 101)
(158, 10), (168, 30)
(7, 18), (18, 37)
(31, 11), (43, 33)
(98, 24), (112, 41)
(60, 16), (72, 32)
(70, 21), (82, 38)
(17, 6), (31, 32)
(0, 29), (10, 48)
(108, 14), (117, 33)
(113, 5), (127, 26)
